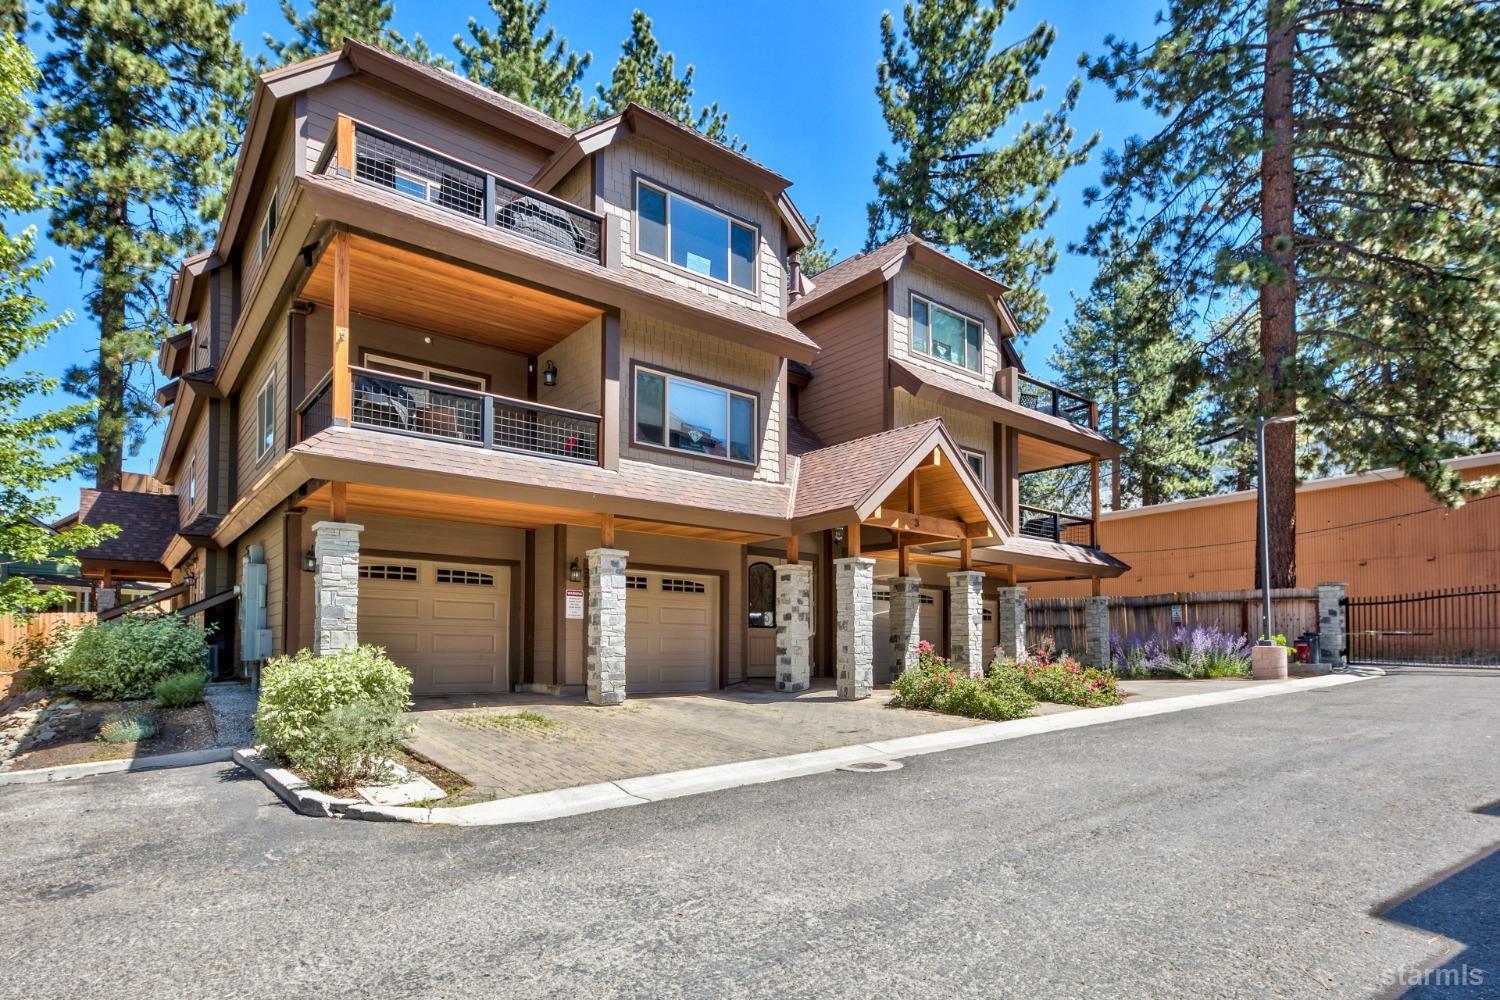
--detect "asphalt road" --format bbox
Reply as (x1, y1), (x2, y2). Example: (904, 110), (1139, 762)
(2, 669), (1498, 1000)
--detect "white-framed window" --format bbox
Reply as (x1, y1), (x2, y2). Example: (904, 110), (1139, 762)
(636, 178), (757, 292)
(633, 365), (757, 464)
(362, 353), (486, 391)
(256, 373), (276, 459)
(257, 184), (279, 259)
(910, 293), (984, 374)
(961, 447), (986, 483)
(186, 454), (197, 506)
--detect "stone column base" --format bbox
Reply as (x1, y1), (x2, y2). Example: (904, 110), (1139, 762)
(884, 575), (922, 676)
(587, 547), (629, 706)
(1084, 595), (1110, 669)
(312, 520), (364, 655)
(947, 571), (985, 678)
(835, 557), (875, 700)
(995, 585), (1027, 663)
(776, 563), (813, 693)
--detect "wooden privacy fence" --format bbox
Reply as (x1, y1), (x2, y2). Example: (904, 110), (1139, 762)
(0, 612), (95, 671)
(1026, 589), (1320, 659)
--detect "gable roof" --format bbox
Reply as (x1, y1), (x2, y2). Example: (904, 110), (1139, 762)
(73, 488), (179, 569)
(789, 233), (1012, 326)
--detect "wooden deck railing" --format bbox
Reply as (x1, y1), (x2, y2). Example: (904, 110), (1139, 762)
(322, 117), (606, 265)
(1018, 503), (1097, 547)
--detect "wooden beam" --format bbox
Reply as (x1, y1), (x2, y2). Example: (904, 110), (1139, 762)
(331, 231), (351, 425)
(910, 473), (920, 515)
(1091, 576), (1102, 597)
(960, 536), (973, 571)
(1005, 564), (1018, 587)
(863, 510), (965, 540)
(786, 532), (799, 564)
(1090, 456), (1102, 546)
(330, 481), (348, 521)
(600, 511), (615, 547)
(846, 522), (861, 557)
(897, 532), (908, 577)
(335, 114), (355, 172)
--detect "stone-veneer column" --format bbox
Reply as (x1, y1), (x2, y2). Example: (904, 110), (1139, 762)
(312, 521), (363, 655)
(587, 547), (629, 706)
(947, 571), (986, 677)
(995, 585), (1028, 663)
(1084, 595), (1111, 669)
(835, 557), (875, 700)
(775, 563), (813, 693)
(1316, 582), (1348, 671)
(885, 576), (923, 676)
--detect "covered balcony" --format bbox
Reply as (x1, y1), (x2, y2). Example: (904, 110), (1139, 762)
(293, 230), (613, 469)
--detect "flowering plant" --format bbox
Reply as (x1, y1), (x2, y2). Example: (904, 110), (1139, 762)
(1110, 624), (1253, 679)
(989, 635), (1123, 708)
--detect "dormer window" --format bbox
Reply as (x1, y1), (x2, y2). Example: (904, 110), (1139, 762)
(258, 184), (279, 259)
(910, 292), (983, 374)
(636, 178), (757, 292)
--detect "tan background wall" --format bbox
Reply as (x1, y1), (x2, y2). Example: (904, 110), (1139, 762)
(537, 318), (602, 413)
(797, 285), (887, 446)
(237, 323), (289, 494)
(1028, 459), (1500, 599)
(240, 117), (297, 292)
(892, 392), (995, 497)
(236, 509), (286, 658)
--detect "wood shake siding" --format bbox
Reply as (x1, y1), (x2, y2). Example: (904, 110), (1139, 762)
(892, 392), (995, 497)
(889, 264), (1002, 390)
(621, 312), (784, 482)
(537, 318), (602, 414)
(601, 135), (786, 318)
(237, 326), (288, 496)
(798, 286), (887, 446)
(551, 158), (592, 210)
(301, 77), (553, 184)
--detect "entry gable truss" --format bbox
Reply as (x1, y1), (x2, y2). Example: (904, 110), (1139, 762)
(789, 418), (1003, 543)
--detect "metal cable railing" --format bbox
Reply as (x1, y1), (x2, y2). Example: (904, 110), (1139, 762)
(1016, 374), (1095, 427)
(1019, 504), (1096, 547)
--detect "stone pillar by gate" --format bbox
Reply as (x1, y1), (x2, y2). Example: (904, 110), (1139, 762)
(834, 557), (875, 700)
(775, 563), (813, 692)
(96, 587), (118, 614)
(948, 571), (986, 677)
(1084, 596), (1110, 669)
(995, 585), (1027, 663)
(587, 547), (629, 706)
(885, 576), (922, 676)
(312, 521), (363, 655)
(1316, 582), (1348, 671)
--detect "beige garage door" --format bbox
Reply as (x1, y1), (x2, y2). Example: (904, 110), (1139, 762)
(625, 572), (717, 694)
(873, 586), (945, 683)
(358, 559), (511, 694)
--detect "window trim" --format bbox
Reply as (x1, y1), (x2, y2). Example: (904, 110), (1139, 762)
(255, 372), (276, 460)
(633, 175), (760, 296)
(257, 183), (279, 259)
(186, 454), (197, 505)
(630, 362), (760, 467)
(909, 291), (986, 375)
(362, 352), (488, 392)
(961, 447), (986, 484)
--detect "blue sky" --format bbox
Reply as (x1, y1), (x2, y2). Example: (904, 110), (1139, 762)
(19, 0), (1162, 507)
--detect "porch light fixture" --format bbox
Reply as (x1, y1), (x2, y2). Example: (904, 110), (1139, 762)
(832, 527), (845, 544)
(568, 557), (581, 583)
(542, 361), (558, 387)
(302, 548), (317, 573)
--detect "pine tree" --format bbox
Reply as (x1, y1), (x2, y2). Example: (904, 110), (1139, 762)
(266, 0), (450, 67)
(1052, 238), (1215, 509)
(0, 33), (115, 614)
(1085, 0), (1500, 587)
(799, 217), (837, 278)
(455, 0), (590, 127)
(39, 0), (250, 488)
(865, 0), (1095, 337)
(596, 10), (743, 150)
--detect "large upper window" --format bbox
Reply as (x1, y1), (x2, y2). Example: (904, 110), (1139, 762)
(636, 179), (757, 292)
(634, 366), (757, 464)
(910, 293), (984, 374)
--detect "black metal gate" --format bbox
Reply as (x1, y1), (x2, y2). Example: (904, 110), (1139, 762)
(1344, 587), (1500, 667)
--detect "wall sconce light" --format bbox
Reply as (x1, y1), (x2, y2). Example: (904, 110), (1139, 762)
(542, 360), (559, 387)
(832, 527), (845, 544)
(302, 548), (317, 573)
(568, 557), (581, 583)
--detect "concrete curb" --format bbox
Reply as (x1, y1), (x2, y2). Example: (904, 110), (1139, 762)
(231, 748), (360, 818)
(337, 671), (1378, 827)
(0, 746), (235, 786)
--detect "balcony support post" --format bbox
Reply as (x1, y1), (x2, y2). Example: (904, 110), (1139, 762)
(600, 312), (620, 470)
(1090, 456), (1101, 546)
(481, 395), (495, 449)
(331, 231), (351, 427)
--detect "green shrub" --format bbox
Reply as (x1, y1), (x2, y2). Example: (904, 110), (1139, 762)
(98, 711), (156, 744)
(47, 614), (208, 700)
(298, 700), (411, 791)
(993, 638), (1124, 708)
(154, 669), (208, 708)
(14, 620), (81, 691)
(254, 645), (412, 769)
(890, 643), (1036, 721)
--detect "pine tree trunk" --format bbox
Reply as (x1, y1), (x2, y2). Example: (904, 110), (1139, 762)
(93, 198), (128, 490)
(1256, 0), (1298, 589)
(1109, 369), (1122, 511)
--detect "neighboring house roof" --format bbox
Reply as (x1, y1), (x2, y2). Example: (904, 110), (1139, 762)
(786, 417), (824, 457)
(888, 358), (1123, 460)
(789, 233), (1013, 326)
(73, 488), (179, 568)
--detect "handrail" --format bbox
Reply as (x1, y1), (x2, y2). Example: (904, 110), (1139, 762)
(99, 582), (192, 622)
(1018, 503), (1096, 547)
(1018, 502), (1090, 521)
(348, 365), (600, 423)
(1015, 372), (1096, 428)
(1016, 373), (1092, 408)
(296, 368), (334, 414)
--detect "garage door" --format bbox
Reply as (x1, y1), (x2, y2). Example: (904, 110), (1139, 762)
(358, 559), (510, 694)
(873, 586), (945, 683)
(625, 572), (717, 693)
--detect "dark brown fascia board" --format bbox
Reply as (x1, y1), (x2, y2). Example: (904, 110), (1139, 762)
(529, 118), (630, 192)
(167, 253), (219, 324)
(158, 331), (193, 377)
(906, 240), (1009, 297)
(154, 379), (180, 408)
(211, 452), (309, 548)
(888, 359), (1124, 460)
(298, 174), (820, 363)
(79, 558), (173, 582)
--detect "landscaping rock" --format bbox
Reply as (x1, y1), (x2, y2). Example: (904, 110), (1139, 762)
(356, 764), (445, 807)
